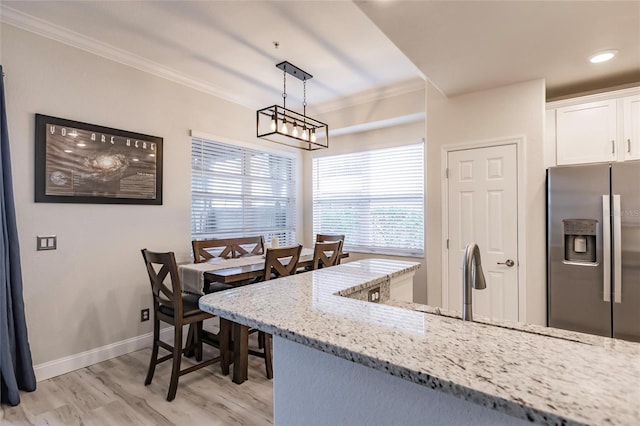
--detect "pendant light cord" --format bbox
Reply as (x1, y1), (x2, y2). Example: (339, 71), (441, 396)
(282, 67), (287, 110)
(303, 79), (307, 119)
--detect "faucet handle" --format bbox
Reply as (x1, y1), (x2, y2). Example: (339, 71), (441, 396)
(497, 259), (515, 267)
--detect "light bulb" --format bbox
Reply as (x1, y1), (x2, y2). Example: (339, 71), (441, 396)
(281, 120), (288, 134)
(301, 127), (309, 140)
(589, 50), (618, 63)
(310, 129), (316, 143)
(270, 113), (276, 131)
(292, 123), (299, 138)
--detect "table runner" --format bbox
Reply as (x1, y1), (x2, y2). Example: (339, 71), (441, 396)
(179, 248), (314, 295)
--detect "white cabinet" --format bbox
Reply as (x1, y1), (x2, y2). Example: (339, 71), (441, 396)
(556, 100), (617, 165)
(547, 87), (640, 166)
(623, 95), (640, 161)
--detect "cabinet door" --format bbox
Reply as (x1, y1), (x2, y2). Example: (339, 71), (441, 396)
(623, 95), (640, 161)
(556, 100), (617, 165)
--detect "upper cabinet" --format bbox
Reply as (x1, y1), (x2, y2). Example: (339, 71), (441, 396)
(556, 100), (617, 165)
(546, 87), (640, 166)
(623, 95), (640, 161)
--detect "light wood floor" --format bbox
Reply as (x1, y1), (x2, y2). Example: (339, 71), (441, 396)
(1, 337), (274, 425)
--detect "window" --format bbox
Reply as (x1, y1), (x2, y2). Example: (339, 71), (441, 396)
(191, 137), (296, 245)
(312, 143), (424, 256)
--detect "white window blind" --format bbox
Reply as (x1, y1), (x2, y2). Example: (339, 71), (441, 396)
(312, 143), (424, 256)
(191, 137), (296, 245)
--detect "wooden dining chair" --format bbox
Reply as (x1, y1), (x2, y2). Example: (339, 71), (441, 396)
(315, 234), (345, 264)
(312, 240), (343, 270)
(192, 236), (264, 293)
(141, 249), (222, 401)
(192, 236), (265, 263)
(263, 244), (303, 281)
(246, 244), (303, 380)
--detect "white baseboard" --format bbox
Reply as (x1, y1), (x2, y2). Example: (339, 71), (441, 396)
(34, 328), (173, 382)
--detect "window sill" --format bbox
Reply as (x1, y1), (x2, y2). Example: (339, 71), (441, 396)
(345, 248), (424, 259)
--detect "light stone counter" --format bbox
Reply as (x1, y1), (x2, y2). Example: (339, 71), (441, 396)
(199, 259), (640, 426)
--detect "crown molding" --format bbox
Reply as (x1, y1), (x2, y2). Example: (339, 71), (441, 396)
(310, 77), (426, 115)
(0, 5), (256, 109)
(546, 84), (640, 108)
(1, 5), (426, 115)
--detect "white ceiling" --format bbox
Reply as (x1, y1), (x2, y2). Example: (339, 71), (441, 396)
(0, 1), (423, 113)
(2, 1), (639, 111)
(356, 0), (640, 99)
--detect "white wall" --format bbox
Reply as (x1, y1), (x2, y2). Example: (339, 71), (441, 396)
(274, 336), (528, 426)
(0, 24), (302, 367)
(303, 89), (428, 303)
(426, 79), (547, 325)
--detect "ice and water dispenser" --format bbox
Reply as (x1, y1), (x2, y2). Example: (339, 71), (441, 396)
(562, 219), (597, 264)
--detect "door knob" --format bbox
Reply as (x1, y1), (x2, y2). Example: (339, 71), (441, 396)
(497, 259), (515, 267)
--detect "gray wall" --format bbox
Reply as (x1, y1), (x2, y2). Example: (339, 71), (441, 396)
(1, 20), (546, 377)
(1, 23), (304, 369)
(1, 23), (426, 372)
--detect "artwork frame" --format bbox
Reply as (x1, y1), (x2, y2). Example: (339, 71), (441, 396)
(35, 114), (163, 205)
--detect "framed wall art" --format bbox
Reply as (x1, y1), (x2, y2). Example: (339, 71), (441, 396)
(35, 114), (163, 205)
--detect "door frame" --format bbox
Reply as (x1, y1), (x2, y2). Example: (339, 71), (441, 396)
(440, 135), (527, 322)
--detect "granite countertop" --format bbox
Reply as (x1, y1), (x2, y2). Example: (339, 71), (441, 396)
(199, 259), (640, 426)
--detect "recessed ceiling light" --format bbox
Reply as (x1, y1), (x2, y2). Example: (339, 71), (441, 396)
(589, 50), (618, 63)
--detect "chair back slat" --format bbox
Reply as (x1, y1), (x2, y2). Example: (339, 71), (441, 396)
(315, 234), (345, 243)
(312, 240), (343, 270)
(192, 236), (265, 263)
(155, 264), (175, 301)
(263, 245), (303, 281)
(141, 249), (183, 317)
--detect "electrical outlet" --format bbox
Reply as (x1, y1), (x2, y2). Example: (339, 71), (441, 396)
(368, 287), (381, 303)
(141, 308), (150, 322)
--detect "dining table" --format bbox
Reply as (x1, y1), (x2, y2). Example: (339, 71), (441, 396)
(178, 247), (318, 294)
(177, 247), (348, 384)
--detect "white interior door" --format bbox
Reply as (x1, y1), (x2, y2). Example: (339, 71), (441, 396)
(446, 144), (519, 321)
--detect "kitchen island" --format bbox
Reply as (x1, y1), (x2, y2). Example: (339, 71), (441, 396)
(199, 259), (640, 426)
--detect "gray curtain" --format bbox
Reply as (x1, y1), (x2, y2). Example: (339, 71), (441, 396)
(0, 65), (36, 406)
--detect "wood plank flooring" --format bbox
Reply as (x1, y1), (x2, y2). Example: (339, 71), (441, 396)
(1, 335), (273, 425)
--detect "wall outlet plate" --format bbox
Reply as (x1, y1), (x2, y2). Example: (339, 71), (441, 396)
(37, 235), (57, 251)
(368, 287), (381, 303)
(141, 308), (150, 322)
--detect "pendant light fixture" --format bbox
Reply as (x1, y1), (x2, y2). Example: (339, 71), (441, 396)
(257, 61), (328, 150)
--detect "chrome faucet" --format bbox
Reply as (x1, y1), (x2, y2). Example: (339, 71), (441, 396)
(462, 243), (487, 321)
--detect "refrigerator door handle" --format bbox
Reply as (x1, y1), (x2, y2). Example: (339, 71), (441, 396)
(602, 195), (611, 303)
(613, 194), (622, 304)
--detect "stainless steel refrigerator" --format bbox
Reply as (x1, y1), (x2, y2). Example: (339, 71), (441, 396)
(547, 161), (640, 342)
